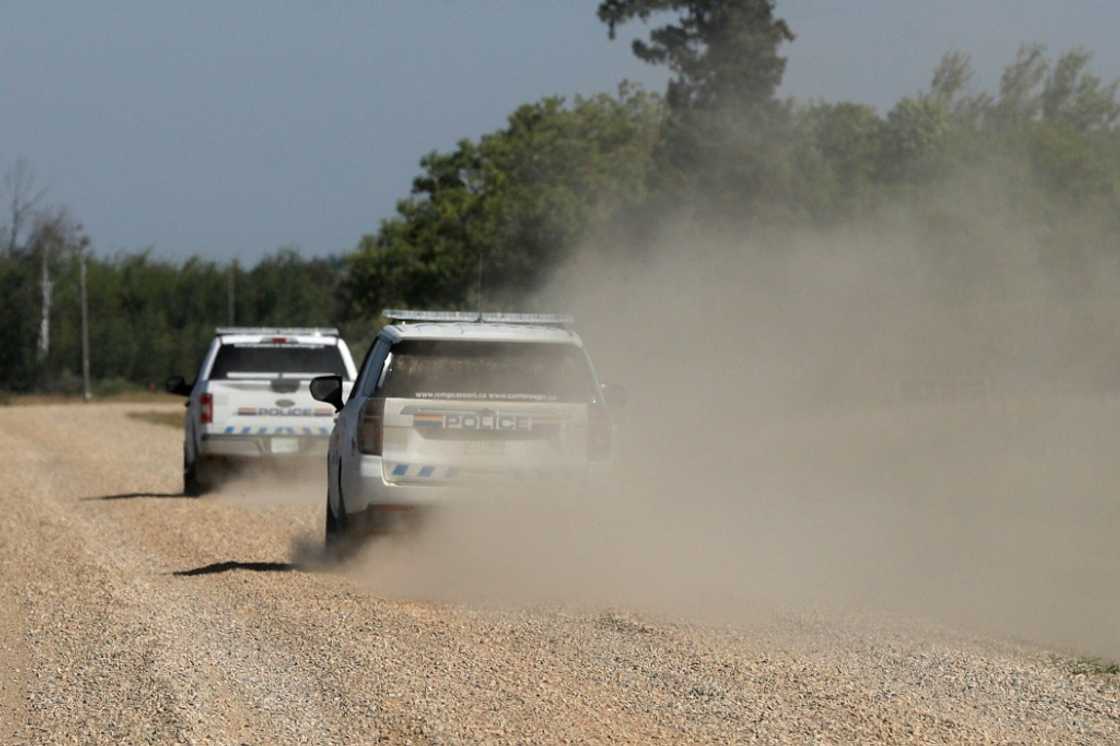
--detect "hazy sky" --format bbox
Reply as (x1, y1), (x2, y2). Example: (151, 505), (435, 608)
(3, 1), (1118, 262)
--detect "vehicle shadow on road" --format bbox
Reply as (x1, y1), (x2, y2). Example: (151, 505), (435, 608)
(172, 561), (299, 576)
(80, 492), (190, 501)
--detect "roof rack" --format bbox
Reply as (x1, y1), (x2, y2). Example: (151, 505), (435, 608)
(382, 309), (574, 327)
(215, 326), (339, 336)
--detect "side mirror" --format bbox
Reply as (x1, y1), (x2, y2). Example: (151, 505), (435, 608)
(310, 375), (345, 412)
(601, 382), (627, 410)
(166, 375), (192, 397)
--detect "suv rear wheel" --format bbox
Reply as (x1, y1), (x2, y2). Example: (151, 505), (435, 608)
(325, 467), (353, 556)
(183, 448), (210, 497)
(325, 490), (342, 543)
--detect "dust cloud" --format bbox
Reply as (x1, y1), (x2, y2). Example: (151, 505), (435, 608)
(208, 459), (326, 508)
(339, 181), (1120, 659)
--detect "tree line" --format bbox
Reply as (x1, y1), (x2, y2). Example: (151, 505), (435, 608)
(3, 0), (1119, 393)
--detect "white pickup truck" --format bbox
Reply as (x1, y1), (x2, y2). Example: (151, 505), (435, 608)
(166, 327), (357, 495)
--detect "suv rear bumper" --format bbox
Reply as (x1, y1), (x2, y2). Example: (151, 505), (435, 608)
(351, 454), (609, 509)
(201, 432), (330, 458)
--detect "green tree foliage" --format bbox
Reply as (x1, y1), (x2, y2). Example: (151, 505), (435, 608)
(1041, 48), (1120, 132)
(598, 0), (793, 112)
(0, 253), (41, 389)
(345, 87), (662, 315)
(879, 97), (951, 185)
(0, 245), (353, 393)
(597, 0), (795, 214)
(241, 247), (342, 327)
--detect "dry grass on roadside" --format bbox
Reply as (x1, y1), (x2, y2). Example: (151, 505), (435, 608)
(0, 391), (179, 406)
(126, 410), (183, 428)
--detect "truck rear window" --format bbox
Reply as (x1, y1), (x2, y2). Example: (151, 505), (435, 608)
(209, 344), (349, 379)
(378, 341), (597, 403)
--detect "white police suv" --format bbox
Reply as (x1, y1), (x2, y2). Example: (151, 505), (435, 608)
(167, 327), (358, 495)
(310, 310), (624, 544)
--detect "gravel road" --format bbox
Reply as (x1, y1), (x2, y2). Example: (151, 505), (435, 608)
(1, 402), (1117, 744)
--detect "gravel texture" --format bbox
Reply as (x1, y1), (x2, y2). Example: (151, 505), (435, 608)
(0, 402), (1117, 744)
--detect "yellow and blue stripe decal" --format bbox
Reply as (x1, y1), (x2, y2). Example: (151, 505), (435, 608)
(386, 463), (576, 480)
(391, 463), (442, 478)
(236, 406), (334, 417)
(223, 425), (331, 436)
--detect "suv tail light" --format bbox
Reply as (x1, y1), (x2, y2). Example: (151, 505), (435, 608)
(587, 403), (611, 461)
(200, 393), (214, 424)
(358, 398), (385, 455)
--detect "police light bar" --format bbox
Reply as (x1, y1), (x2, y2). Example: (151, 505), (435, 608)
(382, 310), (481, 323)
(481, 312), (574, 326)
(382, 309), (574, 327)
(215, 326), (339, 336)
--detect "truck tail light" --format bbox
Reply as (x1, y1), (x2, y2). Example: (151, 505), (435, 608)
(358, 398), (384, 455)
(587, 403), (611, 461)
(200, 393), (213, 424)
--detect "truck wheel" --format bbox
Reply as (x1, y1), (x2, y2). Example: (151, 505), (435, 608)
(183, 449), (208, 497)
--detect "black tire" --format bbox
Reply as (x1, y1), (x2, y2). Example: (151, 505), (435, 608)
(325, 490), (342, 545)
(325, 465), (353, 557)
(183, 448), (205, 497)
(325, 490), (339, 538)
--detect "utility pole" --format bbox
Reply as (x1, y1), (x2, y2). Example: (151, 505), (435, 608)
(79, 234), (91, 401)
(38, 239), (51, 361)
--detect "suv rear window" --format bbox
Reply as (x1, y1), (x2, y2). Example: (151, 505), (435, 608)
(378, 341), (596, 403)
(209, 343), (349, 379)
